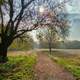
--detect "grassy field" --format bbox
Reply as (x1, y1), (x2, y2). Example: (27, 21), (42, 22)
(0, 52), (37, 80)
(0, 50), (80, 80)
(49, 51), (80, 80)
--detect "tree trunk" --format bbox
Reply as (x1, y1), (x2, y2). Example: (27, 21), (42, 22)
(49, 41), (52, 54)
(0, 45), (8, 63)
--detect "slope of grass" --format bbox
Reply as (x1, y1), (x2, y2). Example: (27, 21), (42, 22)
(52, 57), (80, 79)
(49, 51), (80, 80)
(0, 54), (36, 80)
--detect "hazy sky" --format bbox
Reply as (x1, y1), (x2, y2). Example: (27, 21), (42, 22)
(66, 0), (80, 41)
(66, 0), (80, 13)
(32, 0), (80, 41)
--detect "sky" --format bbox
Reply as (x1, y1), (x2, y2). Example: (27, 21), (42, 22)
(32, 0), (80, 41)
(66, 0), (80, 41)
(66, 0), (80, 13)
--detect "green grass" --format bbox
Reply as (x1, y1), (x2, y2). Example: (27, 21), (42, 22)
(49, 51), (80, 80)
(53, 57), (80, 79)
(0, 54), (37, 80)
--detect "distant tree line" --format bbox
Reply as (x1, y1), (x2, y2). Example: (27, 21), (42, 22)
(35, 40), (80, 49)
(59, 40), (80, 49)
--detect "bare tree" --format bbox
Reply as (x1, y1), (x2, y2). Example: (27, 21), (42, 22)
(0, 0), (70, 62)
(36, 8), (70, 54)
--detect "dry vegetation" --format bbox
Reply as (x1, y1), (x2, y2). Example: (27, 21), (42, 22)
(0, 50), (80, 80)
(49, 51), (80, 80)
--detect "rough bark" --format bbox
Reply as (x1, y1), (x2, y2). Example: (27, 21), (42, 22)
(0, 44), (8, 63)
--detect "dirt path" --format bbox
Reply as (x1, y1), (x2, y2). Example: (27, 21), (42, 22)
(34, 52), (75, 80)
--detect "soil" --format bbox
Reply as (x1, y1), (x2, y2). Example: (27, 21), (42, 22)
(34, 52), (75, 80)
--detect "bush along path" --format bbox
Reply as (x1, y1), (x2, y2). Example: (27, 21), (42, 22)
(34, 52), (75, 80)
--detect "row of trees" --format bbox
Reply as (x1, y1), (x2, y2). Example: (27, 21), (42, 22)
(0, 0), (70, 62)
(35, 40), (80, 49)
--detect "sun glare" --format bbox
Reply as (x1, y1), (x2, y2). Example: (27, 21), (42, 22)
(39, 6), (45, 13)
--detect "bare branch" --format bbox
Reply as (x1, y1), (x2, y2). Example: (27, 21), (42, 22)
(14, 0), (35, 31)
(13, 25), (38, 39)
(51, 0), (69, 11)
(5, 0), (14, 34)
(0, 5), (4, 34)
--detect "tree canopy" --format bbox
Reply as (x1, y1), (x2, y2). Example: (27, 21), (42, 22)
(0, 0), (70, 62)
